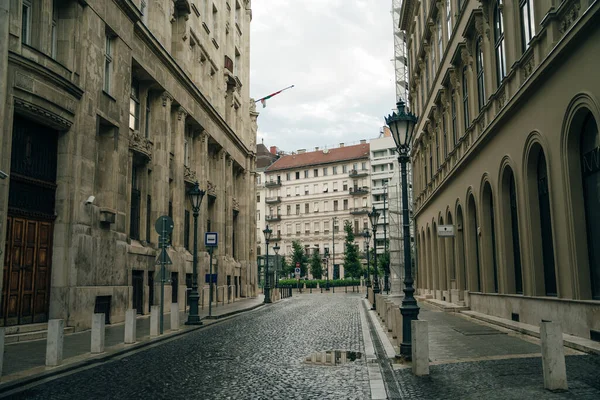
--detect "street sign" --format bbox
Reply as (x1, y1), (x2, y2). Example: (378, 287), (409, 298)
(205, 273), (217, 283)
(294, 267), (301, 275)
(155, 248), (172, 265)
(438, 225), (455, 237)
(205, 232), (218, 247)
(154, 215), (174, 235)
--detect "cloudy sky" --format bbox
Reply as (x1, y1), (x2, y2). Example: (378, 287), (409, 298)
(249, 0), (397, 152)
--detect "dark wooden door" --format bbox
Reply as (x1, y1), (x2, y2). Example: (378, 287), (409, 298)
(132, 271), (144, 314)
(2, 216), (52, 326)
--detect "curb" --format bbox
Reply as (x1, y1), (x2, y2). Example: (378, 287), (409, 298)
(0, 303), (265, 396)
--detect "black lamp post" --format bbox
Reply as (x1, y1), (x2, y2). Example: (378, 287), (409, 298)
(263, 225), (272, 304)
(383, 185), (390, 294)
(273, 243), (280, 289)
(368, 206), (380, 311)
(186, 181), (205, 325)
(386, 98), (419, 359)
(364, 229), (371, 299)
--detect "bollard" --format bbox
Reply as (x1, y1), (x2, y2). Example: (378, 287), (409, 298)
(387, 302), (394, 332)
(171, 303), (180, 331)
(393, 308), (403, 342)
(0, 328), (4, 377)
(321, 287), (323, 293)
(540, 321), (568, 391)
(125, 309), (137, 344)
(411, 320), (429, 376)
(46, 319), (64, 366)
(150, 305), (160, 336)
(91, 313), (105, 353)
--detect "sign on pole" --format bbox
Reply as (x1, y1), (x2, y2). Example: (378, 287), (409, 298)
(438, 225), (455, 237)
(205, 232), (218, 247)
(155, 248), (172, 265)
(294, 267), (301, 275)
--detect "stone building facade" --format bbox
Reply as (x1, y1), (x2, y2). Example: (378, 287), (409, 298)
(0, 0), (258, 329)
(262, 143), (371, 280)
(400, 0), (600, 339)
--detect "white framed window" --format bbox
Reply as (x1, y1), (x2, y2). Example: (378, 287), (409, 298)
(129, 79), (140, 130)
(446, 0), (452, 39)
(104, 34), (114, 93)
(314, 201), (319, 212)
(313, 183), (318, 193)
(304, 185), (309, 195)
(333, 182), (338, 192)
(22, 0), (32, 45)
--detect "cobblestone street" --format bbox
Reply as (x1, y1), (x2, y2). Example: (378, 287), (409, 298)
(8, 294), (371, 400)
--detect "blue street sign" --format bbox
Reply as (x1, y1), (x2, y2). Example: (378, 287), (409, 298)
(205, 273), (218, 283)
(205, 232), (218, 247)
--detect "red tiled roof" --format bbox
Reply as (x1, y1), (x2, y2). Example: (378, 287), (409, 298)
(266, 143), (370, 172)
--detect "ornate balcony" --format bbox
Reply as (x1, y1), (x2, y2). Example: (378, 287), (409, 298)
(350, 207), (369, 215)
(349, 169), (369, 178)
(265, 214), (282, 222)
(265, 179), (282, 188)
(184, 165), (197, 185)
(129, 130), (153, 161)
(265, 196), (282, 204)
(207, 180), (217, 199)
(349, 186), (369, 195)
(232, 197), (240, 213)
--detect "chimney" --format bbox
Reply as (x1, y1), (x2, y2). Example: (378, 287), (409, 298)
(339, 143), (344, 148)
(297, 149), (306, 154)
(360, 139), (366, 144)
(270, 146), (277, 155)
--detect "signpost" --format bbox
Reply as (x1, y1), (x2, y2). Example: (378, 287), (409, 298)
(437, 225), (455, 237)
(205, 232), (218, 318)
(154, 215), (174, 334)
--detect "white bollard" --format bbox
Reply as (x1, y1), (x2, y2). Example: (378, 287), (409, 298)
(150, 305), (160, 337)
(390, 305), (397, 336)
(411, 320), (429, 376)
(125, 309), (137, 344)
(91, 313), (105, 353)
(387, 302), (393, 331)
(540, 321), (568, 391)
(46, 319), (64, 366)
(394, 308), (403, 343)
(171, 303), (180, 331)
(0, 328), (4, 377)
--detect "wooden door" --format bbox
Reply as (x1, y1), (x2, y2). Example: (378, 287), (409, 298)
(1, 216), (52, 326)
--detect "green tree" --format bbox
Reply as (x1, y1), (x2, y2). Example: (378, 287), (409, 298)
(280, 255), (292, 278)
(310, 251), (323, 279)
(343, 220), (362, 279)
(291, 240), (309, 276)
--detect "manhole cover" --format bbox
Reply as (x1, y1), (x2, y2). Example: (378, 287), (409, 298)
(304, 351), (362, 366)
(452, 327), (506, 336)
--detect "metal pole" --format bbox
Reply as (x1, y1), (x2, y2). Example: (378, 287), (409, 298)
(264, 240), (271, 303)
(383, 187), (390, 294)
(365, 242), (370, 299)
(160, 221), (167, 334)
(371, 225), (379, 311)
(186, 209), (202, 325)
(209, 247), (213, 318)
(399, 152), (419, 359)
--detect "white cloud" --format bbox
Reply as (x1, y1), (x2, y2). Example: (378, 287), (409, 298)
(250, 1), (396, 151)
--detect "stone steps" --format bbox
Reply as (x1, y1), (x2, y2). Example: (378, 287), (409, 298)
(5, 323), (75, 344)
(417, 297), (470, 312)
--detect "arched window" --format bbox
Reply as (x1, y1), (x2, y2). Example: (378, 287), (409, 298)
(462, 66), (470, 128)
(482, 183), (499, 293)
(508, 171), (523, 294)
(519, 0), (535, 51)
(580, 113), (600, 298)
(537, 152), (557, 296)
(494, 1), (507, 86)
(476, 36), (485, 111)
(467, 194), (481, 291)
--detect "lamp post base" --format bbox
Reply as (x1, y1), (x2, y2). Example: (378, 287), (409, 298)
(264, 287), (272, 304)
(186, 292), (203, 326)
(185, 316), (203, 325)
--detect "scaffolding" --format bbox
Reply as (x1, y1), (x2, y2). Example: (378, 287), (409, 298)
(392, 0), (409, 106)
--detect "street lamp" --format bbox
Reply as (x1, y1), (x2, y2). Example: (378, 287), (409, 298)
(263, 225), (273, 304)
(368, 206), (380, 311)
(383, 185), (390, 294)
(273, 243), (280, 289)
(186, 181), (205, 325)
(364, 229), (371, 299)
(386, 98), (419, 360)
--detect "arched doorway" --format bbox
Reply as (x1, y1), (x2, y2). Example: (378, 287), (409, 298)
(481, 182), (499, 293)
(447, 211), (456, 291)
(467, 194), (481, 292)
(438, 216), (447, 295)
(537, 152), (557, 296)
(456, 204), (466, 292)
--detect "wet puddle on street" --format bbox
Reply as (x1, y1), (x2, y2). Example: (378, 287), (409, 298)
(304, 351), (363, 366)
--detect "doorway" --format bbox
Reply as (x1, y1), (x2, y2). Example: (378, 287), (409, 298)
(132, 270), (144, 314)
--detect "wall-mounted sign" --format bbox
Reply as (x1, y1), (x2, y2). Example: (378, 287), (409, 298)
(437, 225), (455, 237)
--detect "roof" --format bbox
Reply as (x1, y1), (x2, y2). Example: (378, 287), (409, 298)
(266, 143), (370, 172)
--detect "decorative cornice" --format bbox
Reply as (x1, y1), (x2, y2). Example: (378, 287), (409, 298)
(161, 91), (173, 106)
(13, 97), (73, 129)
(184, 164), (197, 184)
(177, 106), (188, 121)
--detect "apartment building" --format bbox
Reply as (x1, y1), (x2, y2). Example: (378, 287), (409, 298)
(400, 0), (600, 340)
(263, 143), (371, 279)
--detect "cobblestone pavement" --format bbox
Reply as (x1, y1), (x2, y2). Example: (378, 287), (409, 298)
(8, 293), (371, 400)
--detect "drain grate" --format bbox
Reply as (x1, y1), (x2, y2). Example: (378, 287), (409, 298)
(452, 327), (506, 336)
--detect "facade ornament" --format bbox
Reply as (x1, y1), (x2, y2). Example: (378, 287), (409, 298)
(232, 197), (240, 211)
(200, 131), (208, 143)
(161, 91), (173, 106)
(481, 1), (490, 23)
(497, 87), (506, 109)
(207, 180), (217, 197)
(129, 129), (153, 161)
(226, 153), (232, 166)
(449, 68), (459, 89)
(177, 106), (188, 121)
(460, 47), (473, 67)
(184, 165), (197, 184)
(522, 55), (535, 80)
(559, 1), (581, 35)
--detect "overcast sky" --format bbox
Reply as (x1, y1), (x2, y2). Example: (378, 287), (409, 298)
(249, 0), (396, 153)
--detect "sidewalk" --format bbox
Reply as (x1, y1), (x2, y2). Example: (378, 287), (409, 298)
(1, 295), (265, 386)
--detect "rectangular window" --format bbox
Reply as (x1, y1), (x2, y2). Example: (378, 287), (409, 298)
(295, 186), (300, 196)
(323, 183), (328, 192)
(286, 187), (291, 197)
(324, 221), (330, 232)
(442, 112), (448, 159)
(286, 205), (291, 215)
(130, 166), (141, 240)
(145, 94), (151, 138)
(314, 169), (318, 177)
(305, 203), (309, 214)
(286, 172), (291, 181)
(333, 182), (338, 192)
(296, 204), (300, 215)
(22, 0), (32, 45)
(304, 185), (309, 195)
(295, 171), (300, 179)
(295, 223), (300, 234)
(313, 183), (318, 193)
(129, 79), (140, 130)
(333, 166), (338, 175)
(520, 0), (535, 52)
(343, 181), (348, 191)
(324, 201), (328, 211)
(304, 170), (309, 178)
(305, 222), (310, 234)
(314, 201), (319, 212)
(343, 199), (348, 210)
(437, 17), (443, 63)
(451, 90), (457, 146)
(446, 0), (452, 39)
(184, 137), (191, 166)
(314, 222), (320, 232)
(104, 34), (113, 93)
(257, 195), (260, 203)
(342, 165), (348, 173)
(323, 167), (328, 176)
(333, 200), (338, 211)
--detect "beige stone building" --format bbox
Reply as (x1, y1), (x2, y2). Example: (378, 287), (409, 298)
(0, 0), (258, 330)
(400, 0), (600, 340)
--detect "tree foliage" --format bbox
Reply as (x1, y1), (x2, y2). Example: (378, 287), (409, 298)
(310, 251), (323, 279)
(291, 240), (309, 277)
(343, 220), (362, 279)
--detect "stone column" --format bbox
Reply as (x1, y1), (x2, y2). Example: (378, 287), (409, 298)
(46, 319), (64, 366)
(125, 309), (136, 344)
(412, 320), (429, 376)
(171, 106), (187, 247)
(91, 313), (105, 353)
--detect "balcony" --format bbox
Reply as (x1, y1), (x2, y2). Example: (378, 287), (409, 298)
(349, 169), (369, 178)
(350, 207), (369, 215)
(272, 234), (282, 242)
(265, 196), (282, 204)
(354, 230), (369, 237)
(265, 214), (282, 222)
(265, 179), (282, 188)
(349, 186), (369, 195)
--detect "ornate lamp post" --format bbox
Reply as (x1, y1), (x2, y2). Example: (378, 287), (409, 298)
(263, 225), (273, 303)
(273, 243), (280, 289)
(386, 98), (419, 359)
(186, 181), (205, 325)
(364, 229), (371, 299)
(368, 206), (380, 310)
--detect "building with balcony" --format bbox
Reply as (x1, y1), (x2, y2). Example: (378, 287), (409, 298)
(0, 0), (258, 329)
(263, 142), (372, 279)
(400, 0), (600, 340)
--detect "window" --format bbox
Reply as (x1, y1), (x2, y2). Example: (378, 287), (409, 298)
(286, 172), (291, 181)
(256, 175), (261, 184)
(314, 183), (318, 193)
(305, 203), (309, 214)
(342, 165), (348, 173)
(296, 204), (300, 215)
(494, 1), (507, 86)
(333, 200), (339, 211)
(295, 186), (300, 196)
(104, 34), (114, 93)
(296, 223), (301, 234)
(361, 162), (366, 170)
(184, 138), (190, 166)
(435, 126), (440, 169)
(51, 1), (58, 58)
(442, 112), (448, 158)
(314, 201), (319, 212)
(286, 205), (291, 215)
(476, 36), (485, 111)
(256, 195), (260, 203)
(314, 169), (319, 177)
(429, 145), (433, 180)
(304, 185), (309, 195)
(129, 79), (140, 130)
(437, 17), (443, 63)
(451, 90), (457, 146)
(324, 201), (329, 211)
(333, 166), (338, 175)
(446, 0), (452, 39)
(22, 0), (32, 45)
(314, 222), (320, 232)
(286, 187), (291, 197)
(324, 221), (330, 232)
(353, 163), (358, 170)
(343, 199), (348, 210)
(333, 182), (338, 192)
(303, 170), (308, 178)
(323, 183), (328, 192)
(424, 151), (428, 184)
(323, 167), (328, 176)
(145, 94), (151, 138)
(462, 66), (470, 128)
(130, 166), (141, 240)
(295, 171), (300, 179)
(520, 0), (535, 52)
